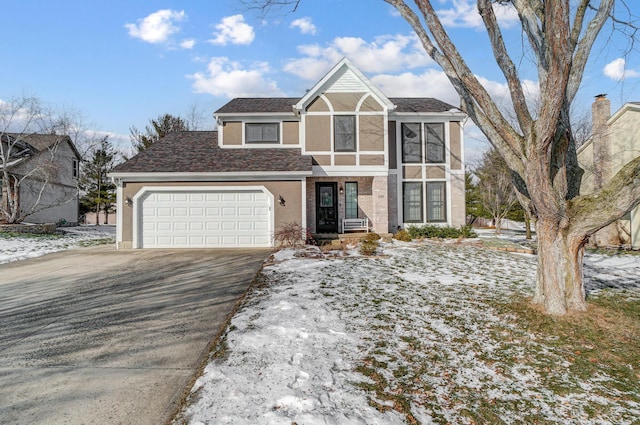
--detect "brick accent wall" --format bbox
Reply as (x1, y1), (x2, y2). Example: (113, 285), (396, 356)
(371, 176), (388, 233)
(449, 173), (466, 227)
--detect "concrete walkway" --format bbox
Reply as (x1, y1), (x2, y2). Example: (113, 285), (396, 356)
(0, 245), (270, 425)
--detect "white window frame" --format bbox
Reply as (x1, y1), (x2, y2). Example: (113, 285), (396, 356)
(245, 122), (280, 144)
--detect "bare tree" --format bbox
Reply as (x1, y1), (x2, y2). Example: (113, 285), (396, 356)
(386, 0), (640, 315)
(476, 148), (518, 235)
(1, 95), (79, 224)
(253, 0), (640, 315)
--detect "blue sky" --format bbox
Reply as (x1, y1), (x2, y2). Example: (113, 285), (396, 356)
(1, 0), (639, 160)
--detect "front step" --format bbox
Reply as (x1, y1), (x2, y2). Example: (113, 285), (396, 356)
(312, 232), (393, 246)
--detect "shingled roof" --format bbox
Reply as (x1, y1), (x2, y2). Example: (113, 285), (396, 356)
(389, 98), (459, 113)
(215, 97), (459, 114)
(112, 131), (312, 174)
(215, 98), (300, 114)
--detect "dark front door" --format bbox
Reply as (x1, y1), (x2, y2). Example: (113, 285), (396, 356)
(316, 182), (338, 233)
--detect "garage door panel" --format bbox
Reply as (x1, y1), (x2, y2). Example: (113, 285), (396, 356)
(238, 221), (253, 231)
(221, 207), (236, 216)
(157, 222), (171, 231)
(222, 221), (237, 231)
(140, 189), (272, 248)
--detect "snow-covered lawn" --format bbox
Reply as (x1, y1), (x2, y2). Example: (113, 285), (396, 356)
(181, 241), (640, 425)
(0, 225), (115, 265)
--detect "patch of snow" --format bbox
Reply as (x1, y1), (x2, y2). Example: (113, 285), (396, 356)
(181, 241), (640, 424)
(0, 225), (115, 265)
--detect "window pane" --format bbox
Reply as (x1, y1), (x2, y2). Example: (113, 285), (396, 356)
(246, 123), (279, 143)
(403, 182), (423, 223)
(345, 182), (358, 219)
(401, 123), (421, 163)
(335, 116), (356, 151)
(426, 123), (445, 163)
(427, 182), (446, 222)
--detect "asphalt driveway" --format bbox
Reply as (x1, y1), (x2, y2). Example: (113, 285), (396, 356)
(0, 245), (270, 425)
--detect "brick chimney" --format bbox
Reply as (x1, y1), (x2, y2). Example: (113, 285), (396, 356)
(591, 94), (620, 246)
(592, 94), (611, 190)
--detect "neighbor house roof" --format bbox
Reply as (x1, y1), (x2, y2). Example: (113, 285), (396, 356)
(1, 133), (80, 164)
(112, 131), (313, 174)
(215, 97), (460, 115)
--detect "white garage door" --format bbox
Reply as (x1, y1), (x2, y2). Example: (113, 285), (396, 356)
(139, 189), (271, 248)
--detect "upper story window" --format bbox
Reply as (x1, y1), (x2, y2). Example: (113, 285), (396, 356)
(334, 115), (356, 152)
(401, 122), (446, 164)
(246, 123), (279, 144)
(401, 123), (422, 163)
(426, 123), (445, 163)
(73, 159), (80, 179)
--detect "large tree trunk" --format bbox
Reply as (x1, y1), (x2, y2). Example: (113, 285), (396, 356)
(533, 217), (587, 315)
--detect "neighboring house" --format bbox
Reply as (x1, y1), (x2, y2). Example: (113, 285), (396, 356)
(110, 58), (467, 249)
(0, 133), (80, 225)
(577, 95), (640, 248)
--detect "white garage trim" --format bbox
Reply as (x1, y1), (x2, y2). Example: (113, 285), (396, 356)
(132, 186), (274, 249)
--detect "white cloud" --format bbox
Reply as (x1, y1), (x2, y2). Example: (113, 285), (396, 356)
(603, 58), (640, 81)
(437, 0), (519, 29)
(180, 39), (196, 49)
(188, 57), (285, 98)
(371, 70), (460, 106)
(290, 17), (317, 35)
(209, 15), (255, 46)
(284, 34), (432, 81)
(125, 9), (186, 44)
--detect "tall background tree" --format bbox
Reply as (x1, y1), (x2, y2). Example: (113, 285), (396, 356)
(255, 0), (640, 315)
(79, 136), (120, 224)
(129, 113), (191, 154)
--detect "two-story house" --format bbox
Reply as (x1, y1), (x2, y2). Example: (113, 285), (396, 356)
(1, 133), (80, 225)
(577, 95), (640, 248)
(110, 58), (467, 249)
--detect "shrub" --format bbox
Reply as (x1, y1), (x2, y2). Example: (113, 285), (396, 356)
(361, 232), (381, 242)
(359, 239), (379, 256)
(407, 224), (477, 239)
(274, 222), (306, 248)
(393, 229), (412, 242)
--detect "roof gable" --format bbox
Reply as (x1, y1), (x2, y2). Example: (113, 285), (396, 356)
(608, 102), (640, 126)
(294, 57), (394, 112)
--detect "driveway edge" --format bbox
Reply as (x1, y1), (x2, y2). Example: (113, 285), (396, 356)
(167, 256), (272, 425)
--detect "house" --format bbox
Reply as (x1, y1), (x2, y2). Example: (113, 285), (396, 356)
(110, 58), (467, 249)
(577, 95), (640, 248)
(0, 133), (80, 225)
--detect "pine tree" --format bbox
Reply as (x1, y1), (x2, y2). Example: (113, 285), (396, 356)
(79, 137), (119, 223)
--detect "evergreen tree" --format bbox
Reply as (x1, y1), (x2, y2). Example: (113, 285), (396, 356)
(129, 113), (189, 154)
(79, 136), (119, 223)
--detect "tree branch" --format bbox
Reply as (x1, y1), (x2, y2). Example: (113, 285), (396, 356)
(567, 0), (614, 103)
(511, 0), (545, 72)
(568, 155), (640, 236)
(388, 1), (526, 170)
(478, 0), (532, 139)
